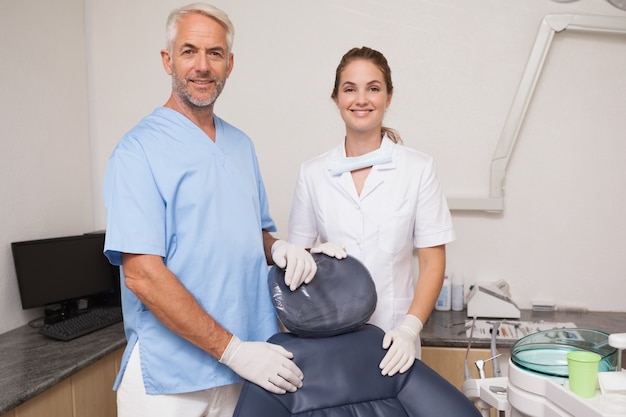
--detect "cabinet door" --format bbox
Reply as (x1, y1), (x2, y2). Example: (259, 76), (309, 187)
(13, 379), (73, 417)
(422, 346), (508, 390)
(8, 347), (124, 417)
(72, 350), (119, 417)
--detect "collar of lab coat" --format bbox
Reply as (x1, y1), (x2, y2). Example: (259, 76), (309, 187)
(329, 135), (398, 201)
(333, 134), (397, 167)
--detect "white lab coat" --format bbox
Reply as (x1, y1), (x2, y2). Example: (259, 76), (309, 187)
(288, 136), (456, 355)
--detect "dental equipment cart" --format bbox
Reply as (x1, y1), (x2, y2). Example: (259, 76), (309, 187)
(463, 330), (626, 417)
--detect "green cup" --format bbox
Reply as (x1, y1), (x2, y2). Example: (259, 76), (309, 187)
(567, 351), (601, 398)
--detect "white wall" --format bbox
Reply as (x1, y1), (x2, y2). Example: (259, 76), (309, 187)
(1, 0), (625, 334)
(0, 0), (94, 333)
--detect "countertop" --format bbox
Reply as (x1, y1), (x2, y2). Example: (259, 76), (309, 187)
(0, 321), (126, 414)
(422, 309), (626, 349)
(1, 309), (625, 414)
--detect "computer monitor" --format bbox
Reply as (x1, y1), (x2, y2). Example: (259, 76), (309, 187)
(11, 232), (120, 323)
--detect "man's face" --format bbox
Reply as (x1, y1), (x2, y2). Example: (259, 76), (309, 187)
(162, 13), (233, 109)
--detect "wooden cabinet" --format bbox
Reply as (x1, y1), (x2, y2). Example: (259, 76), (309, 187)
(2, 347), (124, 417)
(421, 346), (509, 390)
(421, 346), (509, 417)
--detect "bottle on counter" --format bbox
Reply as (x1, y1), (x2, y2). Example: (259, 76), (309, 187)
(435, 275), (451, 311)
(451, 273), (464, 311)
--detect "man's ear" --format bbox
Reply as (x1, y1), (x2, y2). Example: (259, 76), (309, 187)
(226, 52), (234, 78)
(161, 49), (173, 75)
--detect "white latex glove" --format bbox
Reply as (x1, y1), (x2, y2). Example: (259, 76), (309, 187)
(271, 240), (317, 291)
(310, 242), (347, 259)
(379, 314), (423, 376)
(219, 335), (304, 394)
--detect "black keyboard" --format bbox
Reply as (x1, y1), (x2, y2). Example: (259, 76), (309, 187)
(39, 306), (123, 341)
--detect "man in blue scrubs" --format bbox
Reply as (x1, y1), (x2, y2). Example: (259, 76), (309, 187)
(102, 4), (317, 416)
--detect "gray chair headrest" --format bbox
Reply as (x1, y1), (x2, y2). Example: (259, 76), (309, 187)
(268, 253), (377, 337)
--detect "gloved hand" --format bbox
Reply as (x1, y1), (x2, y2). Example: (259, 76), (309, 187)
(379, 314), (423, 376)
(271, 240), (317, 291)
(310, 242), (348, 259)
(219, 335), (304, 394)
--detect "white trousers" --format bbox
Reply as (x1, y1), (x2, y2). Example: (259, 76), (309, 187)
(117, 343), (242, 417)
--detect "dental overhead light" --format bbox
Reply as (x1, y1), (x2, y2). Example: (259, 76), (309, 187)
(551, 0), (626, 11)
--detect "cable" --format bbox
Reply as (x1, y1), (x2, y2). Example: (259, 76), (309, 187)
(490, 321), (502, 377)
(28, 316), (45, 329)
(464, 316), (476, 380)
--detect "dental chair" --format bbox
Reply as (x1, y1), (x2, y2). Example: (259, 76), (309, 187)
(233, 254), (482, 417)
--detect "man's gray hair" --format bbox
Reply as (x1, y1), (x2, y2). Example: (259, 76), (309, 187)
(165, 3), (235, 54)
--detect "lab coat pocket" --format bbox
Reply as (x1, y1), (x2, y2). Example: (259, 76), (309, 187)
(378, 210), (412, 255)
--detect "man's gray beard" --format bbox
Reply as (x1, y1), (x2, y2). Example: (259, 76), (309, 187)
(172, 73), (225, 108)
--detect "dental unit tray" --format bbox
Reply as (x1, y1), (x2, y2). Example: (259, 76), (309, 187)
(464, 319), (576, 340)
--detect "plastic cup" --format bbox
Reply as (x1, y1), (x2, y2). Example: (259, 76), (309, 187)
(567, 351), (601, 398)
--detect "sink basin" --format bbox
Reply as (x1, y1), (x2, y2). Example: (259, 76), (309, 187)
(511, 328), (617, 378)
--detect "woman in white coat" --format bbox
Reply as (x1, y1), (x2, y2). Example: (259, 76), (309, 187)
(287, 46), (456, 377)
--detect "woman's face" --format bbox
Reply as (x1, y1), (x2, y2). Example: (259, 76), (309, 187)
(334, 59), (392, 137)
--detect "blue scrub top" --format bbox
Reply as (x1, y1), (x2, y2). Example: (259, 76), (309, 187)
(103, 107), (279, 394)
